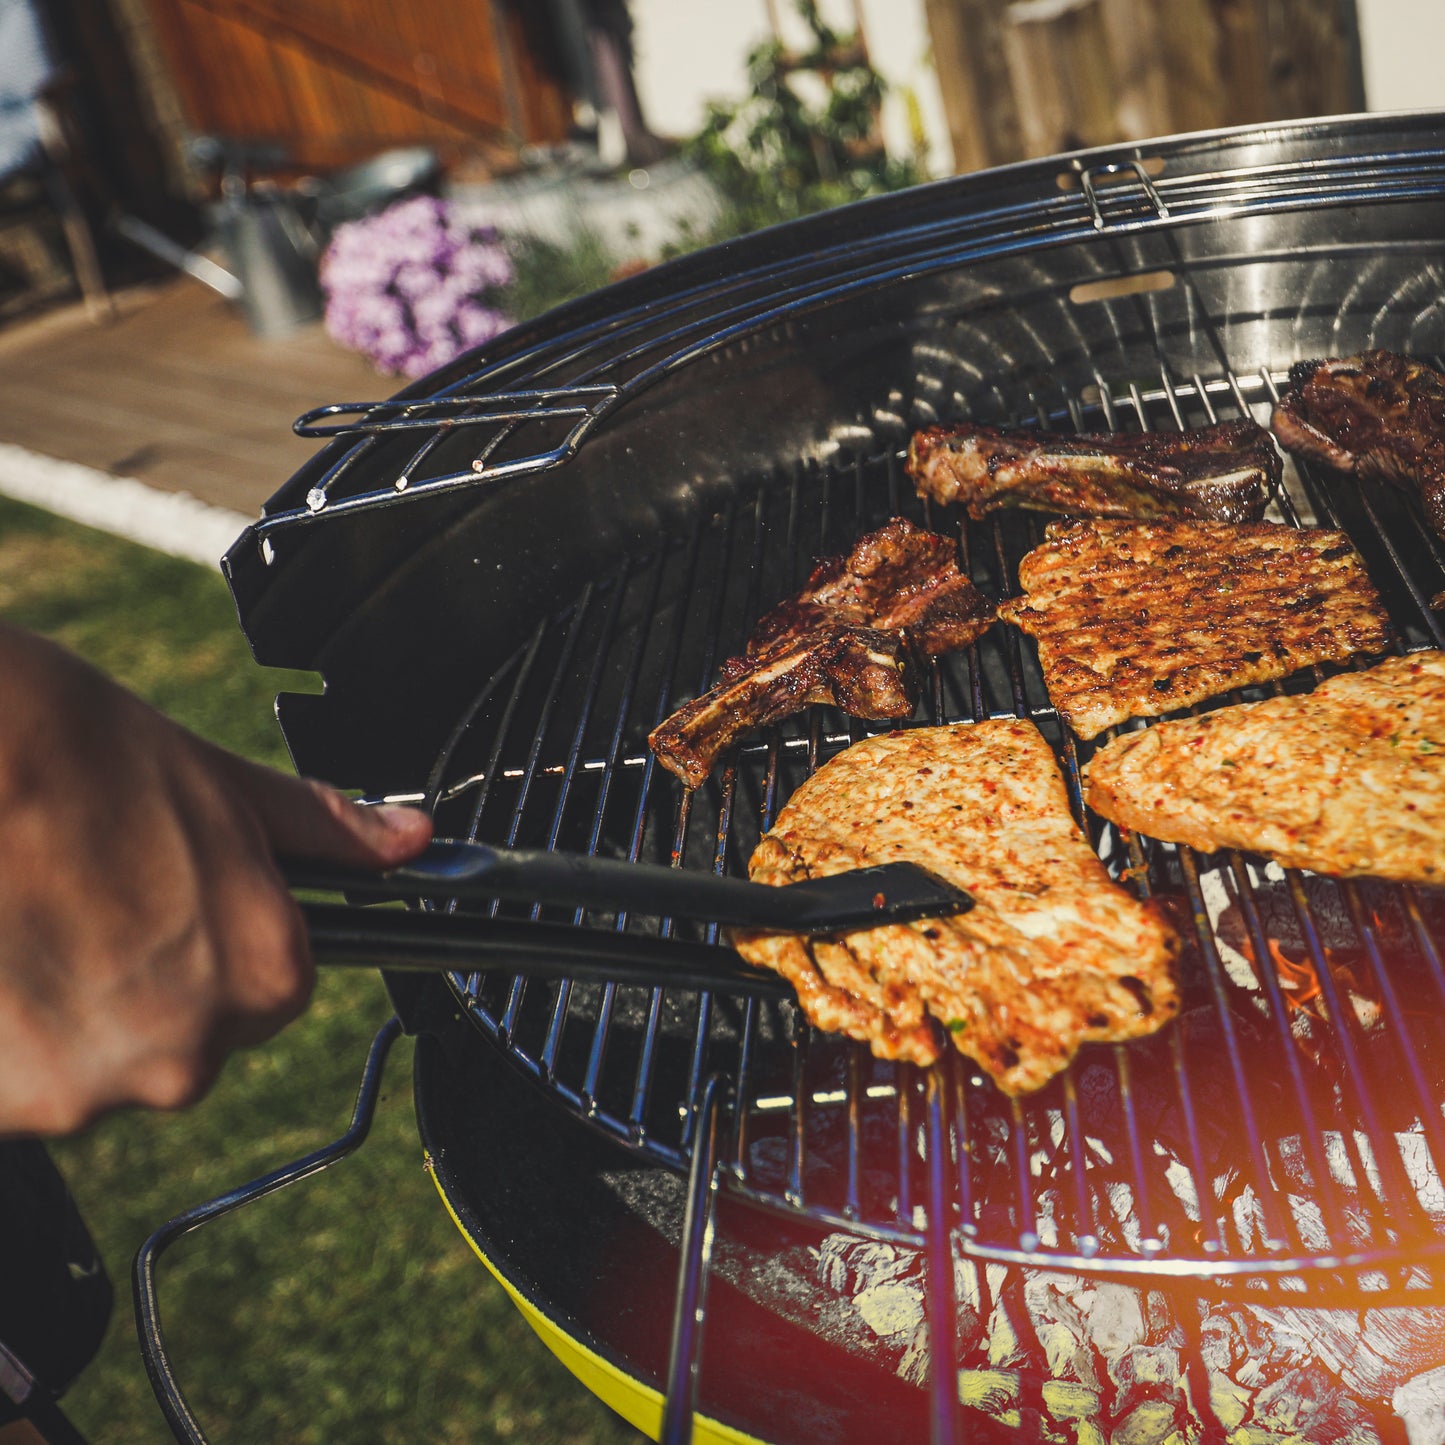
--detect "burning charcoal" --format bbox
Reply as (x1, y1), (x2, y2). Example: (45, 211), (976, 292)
(1039, 1380), (1100, 1423)
(1251, 1366), (1379, 1442)
(1110, 1343), (1185, 1421)
(1395, 1366), (1445, 1445)
(1247, 1303), (1445, 1401)
(1082, 1282), (1148, 1359)
(986, 1290), (1028, 1370)
(955, 1369), (1020, 1418)
(1023, 1275), (1099, 1385)
(854, 1278), (924, 1341)
(1207, 1373), (1255, 1433)
(1112, 1399), (1184, 1444)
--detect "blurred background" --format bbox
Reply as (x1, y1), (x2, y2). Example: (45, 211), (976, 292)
(0, 1), (1442, 1442)
(1, 0), (1438, 355)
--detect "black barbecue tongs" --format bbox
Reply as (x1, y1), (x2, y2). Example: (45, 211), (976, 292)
(286, 840), (975, 998)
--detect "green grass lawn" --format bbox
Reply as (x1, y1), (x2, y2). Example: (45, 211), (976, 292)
(0, 497), (644, 1444)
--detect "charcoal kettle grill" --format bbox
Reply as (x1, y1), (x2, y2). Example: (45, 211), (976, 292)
(135, 111), (1445, 1444)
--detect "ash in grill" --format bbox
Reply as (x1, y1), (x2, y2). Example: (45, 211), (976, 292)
(198, 115), (1445, 1445)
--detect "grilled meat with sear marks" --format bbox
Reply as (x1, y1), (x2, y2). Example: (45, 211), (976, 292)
(1085, 651), (1445, 884)
(748, 516), (995, 656)
(732, 721), (1180, 1094)
(1270, 350), (1445, 541)
(997, 519), (1393, 740)
(649, 518), (994, 788)
(908, 419), (1277, 523)
(648, 627), (918, 790)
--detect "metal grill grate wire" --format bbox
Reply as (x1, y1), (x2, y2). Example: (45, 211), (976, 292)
(417, 346), (1445, 1291)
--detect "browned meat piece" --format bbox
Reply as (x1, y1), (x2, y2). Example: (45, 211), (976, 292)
(997, 519), (1394, 740)
(1085, 651), (1445, 885)
(750, 516), (996, 656)
(1270, 350), (1445, 540)
(649, 518), (995, 787)
(648, 627), (917, 790)
(732, 721), (1180, 1094)
(908, 419), (1278, 523)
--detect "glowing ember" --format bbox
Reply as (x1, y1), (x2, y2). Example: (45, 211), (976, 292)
(1267, 939), (1325, 1016)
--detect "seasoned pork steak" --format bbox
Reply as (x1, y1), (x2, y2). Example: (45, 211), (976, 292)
(1084, 651), (1445, 884)
(649, 518), (994, 788)
(908, 418), (1277, 523)
(997, 519), (1393, 740)
(732, 721), (1180, 1095)
(1270, 351), (1445, 541)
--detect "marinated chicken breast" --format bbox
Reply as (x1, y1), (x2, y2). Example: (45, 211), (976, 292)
(732, 721), (1180, 1095)
(1084, 651), (1445, 884)
(997, 519), (1393, 740)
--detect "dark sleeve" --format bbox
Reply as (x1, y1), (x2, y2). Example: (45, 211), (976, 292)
(0, 1139), (113, 1424)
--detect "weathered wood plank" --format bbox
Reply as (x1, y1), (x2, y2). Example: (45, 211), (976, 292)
(0, 281), (380, 514)
(925, 0), (1363, 171)
(137, 0), (570, 173)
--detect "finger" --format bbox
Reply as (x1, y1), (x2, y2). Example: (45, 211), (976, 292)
(206, 746), (432, 868)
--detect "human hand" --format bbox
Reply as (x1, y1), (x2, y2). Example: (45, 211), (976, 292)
(0, 623), (432, 1136)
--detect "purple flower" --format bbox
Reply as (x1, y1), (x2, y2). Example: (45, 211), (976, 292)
(320, 195), (516, 377)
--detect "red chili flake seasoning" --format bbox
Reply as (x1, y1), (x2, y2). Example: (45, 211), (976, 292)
(901, 799), (914, 810)
(872, 891), (887, 910)
(916, 767), (933, 776)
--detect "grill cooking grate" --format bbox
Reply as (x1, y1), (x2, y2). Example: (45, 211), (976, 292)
(415, 346), (1445, 1289)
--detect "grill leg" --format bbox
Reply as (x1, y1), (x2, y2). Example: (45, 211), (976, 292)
(925, 1071), (961, 1445)
(132, 1016), (402, 1445)
(660, 1074), (728, 1445)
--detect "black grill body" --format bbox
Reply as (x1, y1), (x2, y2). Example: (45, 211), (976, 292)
(223, 112), (1445, 1443)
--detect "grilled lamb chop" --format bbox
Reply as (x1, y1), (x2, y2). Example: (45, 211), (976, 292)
(648, 518), (995, 788)
(732, 720), (1181, 1093)
(1270, 350), (1445, 540)
(749, 515), (995, 656)
(648, 628), (918, 790)
(908, 418), (1278, 523)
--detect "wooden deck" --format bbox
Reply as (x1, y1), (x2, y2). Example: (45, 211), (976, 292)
(0, 279), (384, 516)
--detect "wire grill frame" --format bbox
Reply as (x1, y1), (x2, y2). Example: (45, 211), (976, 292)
(412, 340), (1445, 1288)
(229, 123), (1445, 1296)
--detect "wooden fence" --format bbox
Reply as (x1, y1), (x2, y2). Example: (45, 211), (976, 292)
(925, 0), (1365, 173)
(140, 0), (574, 176)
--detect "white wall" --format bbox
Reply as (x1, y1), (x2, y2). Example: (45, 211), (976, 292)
(1356, 0), (1445, 110)
(628, 0), (954, 177)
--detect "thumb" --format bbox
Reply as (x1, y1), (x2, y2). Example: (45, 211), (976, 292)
(214, 747), (433, 868)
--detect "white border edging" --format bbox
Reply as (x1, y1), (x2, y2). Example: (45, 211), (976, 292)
(0, 443), (252, 569)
